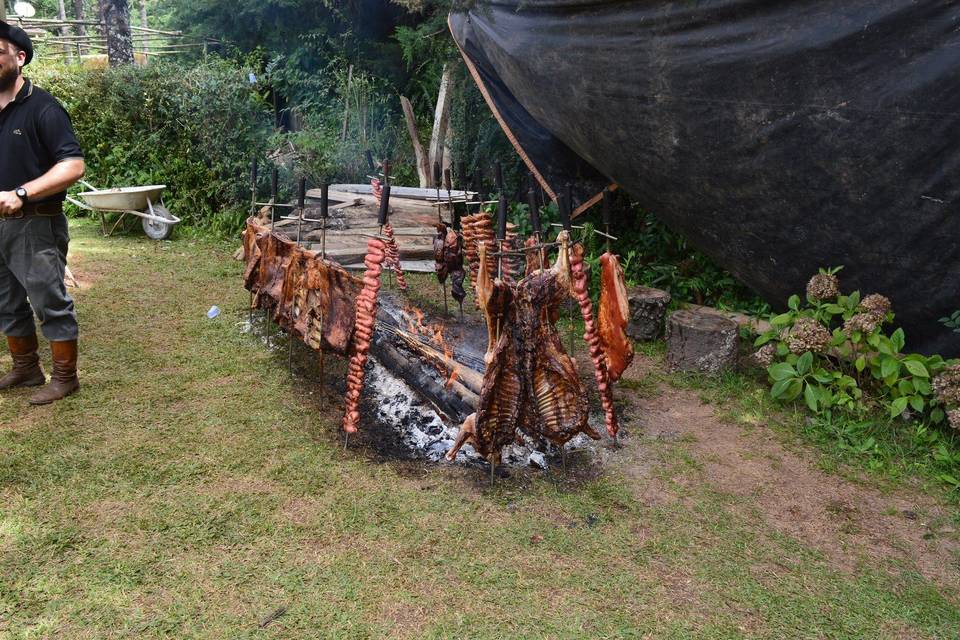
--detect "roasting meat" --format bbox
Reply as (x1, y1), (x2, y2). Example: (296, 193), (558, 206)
(382, 222), (408, 291)
(446, 316), (522, 462)
(597, 252), (634, 381)
(569, 238), (620, 437)
(461, 212), (495, 304)
(449, 233), (599, 462)
(342, 237), (386, 434)
(523, 236), (551, 276)
(475, 241), (510, 364)
(444, 228), (466, 309)
(243, 219), (361, 355)
(371, 177), (383, 206)
(433, 223), (449, 283)
(514, 243), (596, 446)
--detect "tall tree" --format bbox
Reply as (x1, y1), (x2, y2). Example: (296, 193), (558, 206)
(73, 0), (86, 36)
(98, 0), (134, 65)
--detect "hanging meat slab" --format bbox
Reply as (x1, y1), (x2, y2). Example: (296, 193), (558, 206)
(445, 227), (467, 308)
(243, 218), (361, 356)
(569, 237), (620, 438)
(597, 252), (634, 381)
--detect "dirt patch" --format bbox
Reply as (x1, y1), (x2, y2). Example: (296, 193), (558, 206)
(623, 378), (960, 589)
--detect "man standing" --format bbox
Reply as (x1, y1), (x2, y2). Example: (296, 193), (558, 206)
(0, 21), (85, 404)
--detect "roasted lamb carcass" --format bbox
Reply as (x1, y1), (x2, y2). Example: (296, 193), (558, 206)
(446, 276), (520, 463)
(342, 237), (386, 434)
(242, 219), (267, 293)
(523, 236), (547, 276)
(244, 218), (361, 355)
(597, 252), (634, 381)
(568, 238), (619, 438)
(514, 238), (596, 446)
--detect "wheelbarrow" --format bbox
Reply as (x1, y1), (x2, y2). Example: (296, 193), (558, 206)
(65, 180), (180, 240)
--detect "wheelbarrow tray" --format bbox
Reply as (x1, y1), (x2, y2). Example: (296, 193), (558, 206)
(77, 185), (166, 211)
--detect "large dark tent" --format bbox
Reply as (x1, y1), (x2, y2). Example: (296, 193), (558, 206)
(450, 1), (960, 356)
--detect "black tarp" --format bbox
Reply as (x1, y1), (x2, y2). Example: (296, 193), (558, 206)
(450, 1), (960, 356)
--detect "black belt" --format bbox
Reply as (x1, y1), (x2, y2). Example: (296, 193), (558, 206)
(4, 202), (63, 218)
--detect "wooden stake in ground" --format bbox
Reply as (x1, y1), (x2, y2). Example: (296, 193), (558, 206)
(341, 65), (353, 142)
(400, 95), (430, 188)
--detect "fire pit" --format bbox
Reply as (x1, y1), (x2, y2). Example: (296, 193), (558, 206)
(241, 167), (634, 474)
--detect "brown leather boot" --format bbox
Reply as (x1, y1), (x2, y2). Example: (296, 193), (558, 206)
(29, 340), (79, 405)
(0, 334), (46, 390)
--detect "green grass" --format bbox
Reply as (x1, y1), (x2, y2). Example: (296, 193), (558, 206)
(0, 219), (958, 638)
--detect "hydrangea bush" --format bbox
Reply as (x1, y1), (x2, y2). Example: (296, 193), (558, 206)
(755, 268), (958, 428)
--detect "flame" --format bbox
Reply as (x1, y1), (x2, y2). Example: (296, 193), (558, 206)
(402, 302), (459, 388)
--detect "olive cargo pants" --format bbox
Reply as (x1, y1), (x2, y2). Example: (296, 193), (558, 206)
(0, 213), (78, 341)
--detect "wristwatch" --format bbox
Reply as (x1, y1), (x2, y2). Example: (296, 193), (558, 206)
(14, 187), (28, 203)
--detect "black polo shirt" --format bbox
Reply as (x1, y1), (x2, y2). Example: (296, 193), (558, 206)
(0, 79), (83, 203)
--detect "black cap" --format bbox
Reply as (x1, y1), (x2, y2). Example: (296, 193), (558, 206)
(0, 21), (33, 65)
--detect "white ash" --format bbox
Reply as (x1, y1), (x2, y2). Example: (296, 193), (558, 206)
(365, 359), (601, 469)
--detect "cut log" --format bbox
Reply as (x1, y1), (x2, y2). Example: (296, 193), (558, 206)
(666, 309), (738, 374)
(626, 285), (671, 341)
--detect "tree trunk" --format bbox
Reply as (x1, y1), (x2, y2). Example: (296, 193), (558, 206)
(428, 65), (453, 173)
(57, 0), (68, 36)
(138, 0), (148, 53)
(98, 0), (134, 66)
(73, 0), (86, 36)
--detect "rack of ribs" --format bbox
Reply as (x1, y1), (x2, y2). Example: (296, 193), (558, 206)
(514, 241), (596, 446)
(597, 252), (634, 381)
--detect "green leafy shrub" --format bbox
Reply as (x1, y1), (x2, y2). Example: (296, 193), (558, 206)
(754, 268), (957, 427)
(31, 59), (273, 235)
(941, 310), (960, 334)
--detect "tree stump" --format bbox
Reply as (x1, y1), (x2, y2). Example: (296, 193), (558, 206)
(626, 286), (671, 341)
(666, 309), (739, 374)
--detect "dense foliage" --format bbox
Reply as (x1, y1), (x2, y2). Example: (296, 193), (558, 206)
(32, 59), (273, 234)
(755, 269), (957, 425)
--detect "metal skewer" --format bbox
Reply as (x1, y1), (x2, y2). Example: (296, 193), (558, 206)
(558, 187), (576, 356)
(266, 167), (278, 349)
(289, 177), (306, 373)
(248, 158), (258, 325)
(318, 181), (329, 409)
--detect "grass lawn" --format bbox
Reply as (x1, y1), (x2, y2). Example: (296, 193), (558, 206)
(0, 219), (958, 639)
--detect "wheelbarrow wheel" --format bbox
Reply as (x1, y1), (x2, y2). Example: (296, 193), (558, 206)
(142, 205), (175, 240)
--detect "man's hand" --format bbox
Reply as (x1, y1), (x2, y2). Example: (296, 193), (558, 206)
(0, 191), (23, 217)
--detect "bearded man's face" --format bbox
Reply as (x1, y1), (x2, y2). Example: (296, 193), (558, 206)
(0, 41), (23, 92)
